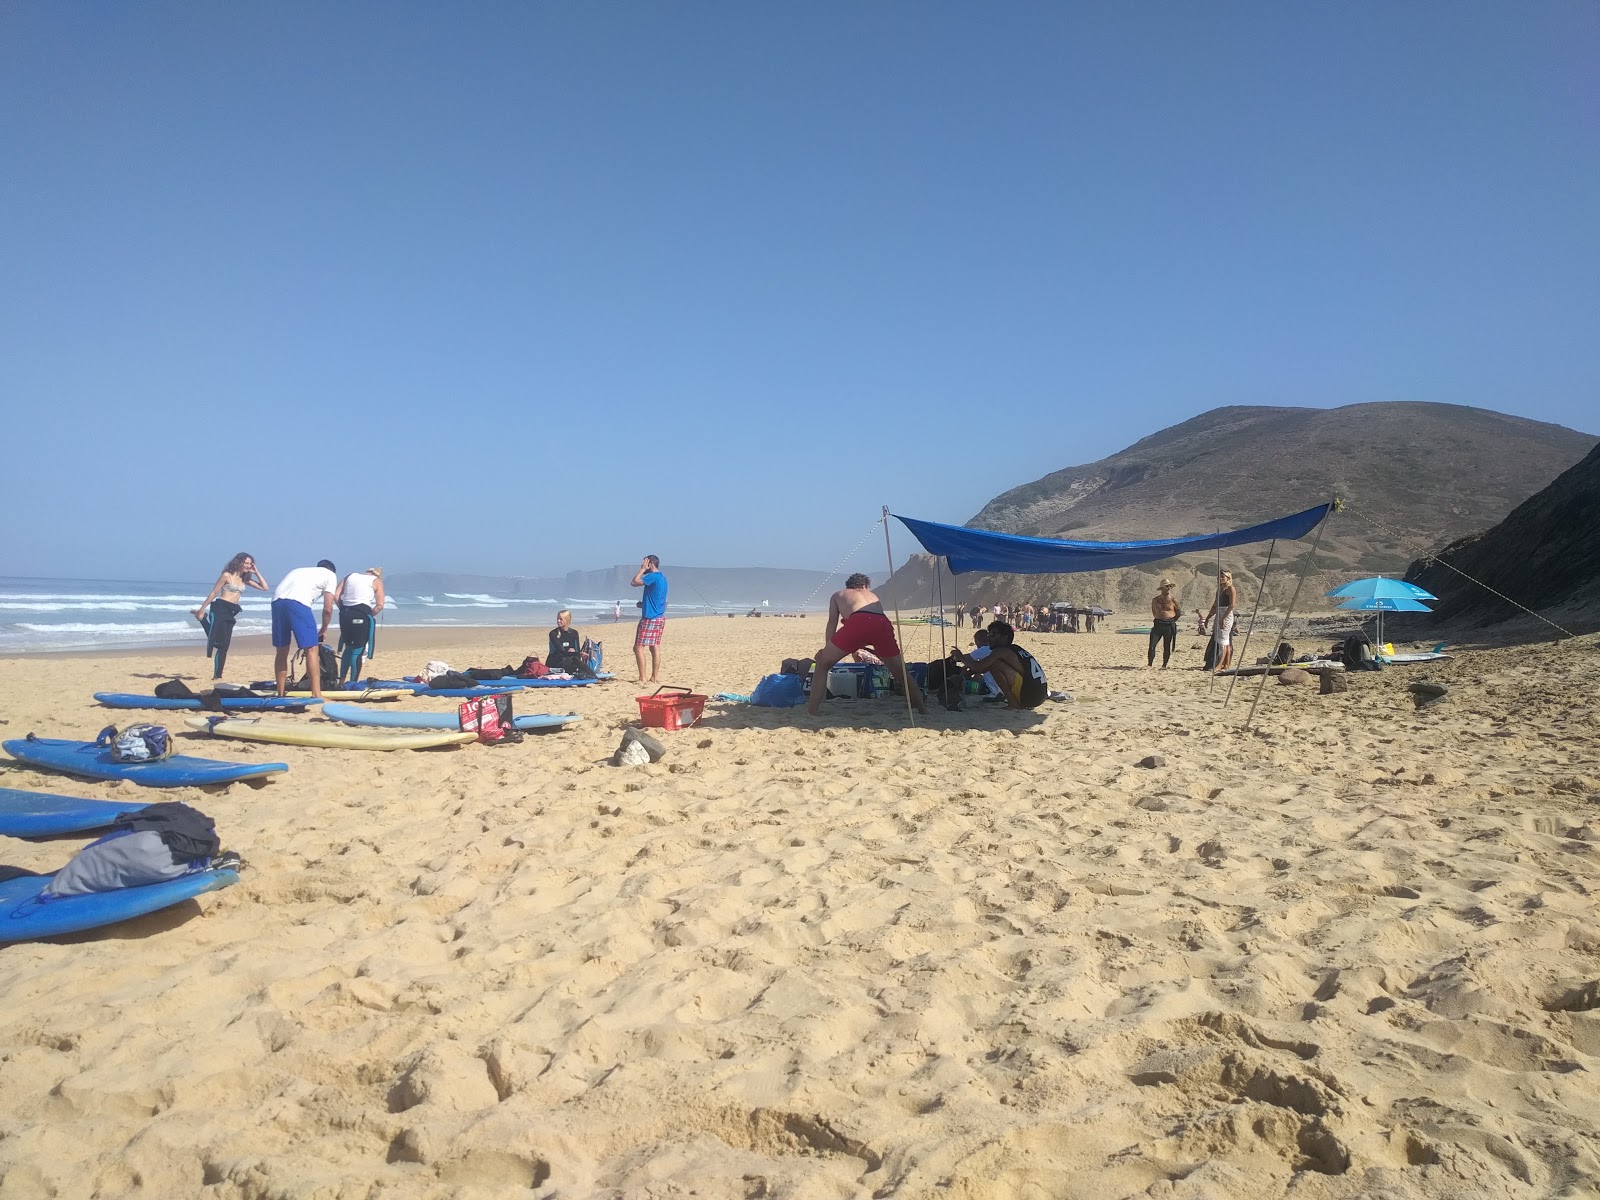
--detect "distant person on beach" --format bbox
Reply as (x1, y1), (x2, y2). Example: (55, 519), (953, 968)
(271, 560), (338, 698)
(951, 620), (1047, 709)
(193, 552), (269, 680)
(631, 556), (668, 683)
(613, 599), (623, 622)
(335, 567), (385, 684)
(954, 602), (966, 630)
(1203, 569), (1238, 673)
(808, 573), (926, 717)
(1147, 578), (1182, 669)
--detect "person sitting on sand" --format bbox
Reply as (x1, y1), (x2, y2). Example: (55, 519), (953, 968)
(807, 574), (926, 717)
(547, 608), (587, 674)
(951, 620), (1047, 709)
(1147, 579), (1182, 669)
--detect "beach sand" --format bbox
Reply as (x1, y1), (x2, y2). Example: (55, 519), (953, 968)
(1, 616), (1598, 1198)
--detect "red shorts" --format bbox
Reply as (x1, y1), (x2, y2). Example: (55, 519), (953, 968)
(831, 610), (899, 659)
(635, 616), (665, 647)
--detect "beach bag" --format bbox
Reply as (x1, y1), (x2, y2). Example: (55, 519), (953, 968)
(458, 694), (521, 744)
(516, 655), (549, 679)
(1273, 641), (1296, 666)
(582, 638), (603, 673)
(419, 660), (452, 683)
(750, 673), (806, 708)
(98, 723), (176, 763)
(154, 679), (197, 700)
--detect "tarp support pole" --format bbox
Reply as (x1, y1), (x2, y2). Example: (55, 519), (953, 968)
(1224, 538), (1278, 708)
(882, 506), (916, 727)
(1207, 531), (1222, 694)
(1244, 503), (1334, 730)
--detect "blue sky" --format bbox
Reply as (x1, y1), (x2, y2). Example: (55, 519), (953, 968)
(3, 3), (1596, 582)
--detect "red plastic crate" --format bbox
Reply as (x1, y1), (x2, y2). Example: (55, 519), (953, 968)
(635, 685), (707, 731)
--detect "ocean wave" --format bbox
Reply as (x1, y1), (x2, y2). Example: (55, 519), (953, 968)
(0, 592), (207, 603)
(0, 601), (269, 614)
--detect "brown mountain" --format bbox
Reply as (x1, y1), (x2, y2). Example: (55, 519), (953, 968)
(1401, 442), (1600, 634)
(883, 402), (1596, 618)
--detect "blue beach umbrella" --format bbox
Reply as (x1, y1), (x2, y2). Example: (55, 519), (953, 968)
(1336, 593), (1432, 649)
(1327, 577), (1437, 602)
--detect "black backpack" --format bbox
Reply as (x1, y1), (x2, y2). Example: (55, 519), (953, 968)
(290, 645), (339, 691)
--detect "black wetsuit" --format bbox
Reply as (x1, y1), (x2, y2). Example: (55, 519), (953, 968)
(202, 599), (241, 678)
(1148, 618), (1178, 667)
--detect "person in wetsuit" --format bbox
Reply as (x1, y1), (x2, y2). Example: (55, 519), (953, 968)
(193, 552), (269, 679)
(1148, 578), (1182, 669)
(336, 567), (385, 684)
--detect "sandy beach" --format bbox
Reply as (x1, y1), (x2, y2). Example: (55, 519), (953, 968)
(1, 615), (1598, 1199)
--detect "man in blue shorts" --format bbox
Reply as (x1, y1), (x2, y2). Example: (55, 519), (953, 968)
(271, 559), (339, 699)
(630, 554), (668, 683)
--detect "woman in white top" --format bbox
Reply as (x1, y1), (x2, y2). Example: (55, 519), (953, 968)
(336, 567), (386, 684)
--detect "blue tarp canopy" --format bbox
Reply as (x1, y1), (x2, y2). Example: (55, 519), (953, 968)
(894, 503), (1332, 576)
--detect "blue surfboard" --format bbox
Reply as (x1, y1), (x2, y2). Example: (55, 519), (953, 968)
(3, 737), (287, 787)
(94, 693), (319, 712)
(0, 788), (152, 838)
(321, 703), (581, 731)
(0, 866), (238, 942)
(469, 677), (600, 689)
(368, 681), (526, 698)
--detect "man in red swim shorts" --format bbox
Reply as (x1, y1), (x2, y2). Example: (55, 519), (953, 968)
(807, 574), (927, 717)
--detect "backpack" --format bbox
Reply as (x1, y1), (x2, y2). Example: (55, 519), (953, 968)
(517, 655), (550, 679)
(97, 724), (175, 763)
(458, 694), (522, 744)
(290, 645), (338, 691)
(581, 638), (603, 673)
(1272, 641), (1296, 666)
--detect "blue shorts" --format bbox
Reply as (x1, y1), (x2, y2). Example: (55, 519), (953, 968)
(271, 598), (319, 649)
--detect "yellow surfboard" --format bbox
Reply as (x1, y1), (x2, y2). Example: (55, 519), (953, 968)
(184, 716), (476, 751)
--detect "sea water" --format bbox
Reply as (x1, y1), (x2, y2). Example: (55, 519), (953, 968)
(0, 577), (709, 654)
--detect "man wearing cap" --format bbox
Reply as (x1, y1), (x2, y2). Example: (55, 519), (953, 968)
(271, 559), (339, 699)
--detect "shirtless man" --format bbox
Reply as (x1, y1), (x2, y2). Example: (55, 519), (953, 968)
(1147, 578), (1182, 668)
(807, 574), (927, 716)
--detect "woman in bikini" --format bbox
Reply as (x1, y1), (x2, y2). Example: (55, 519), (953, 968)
(194, 552), (269, 679)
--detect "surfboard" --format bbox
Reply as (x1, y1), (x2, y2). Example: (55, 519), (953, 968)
(94, 693), (320, 712)
(0, 866), (238, 942)
(368, 681), (527, 698)
(467, 677), (602, 689)
(320, 703), (582, 731)
(1381, 653), (1455, 664)
(3, 737), (288, 787)
(1117, 627), (1154, 635)
(182, 717), (477, 751)
(272, 689), (406, 701)
(0, 788), (152, 838)
(1212, 661), (1345, 677)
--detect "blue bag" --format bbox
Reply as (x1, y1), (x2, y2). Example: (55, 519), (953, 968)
(750, 673), (806, 708)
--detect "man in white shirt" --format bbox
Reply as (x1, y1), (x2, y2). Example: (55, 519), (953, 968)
(966, 628), (1003, 699)
(271, 560), (339, 698)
